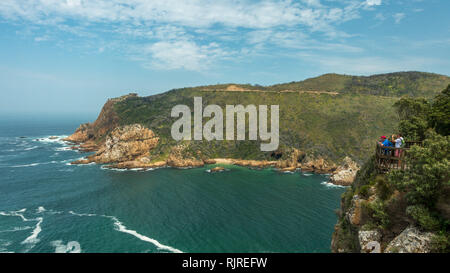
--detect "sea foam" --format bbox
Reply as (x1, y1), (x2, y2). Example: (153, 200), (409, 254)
(321, 181), (347, 188)
(68, 210), (182, 253)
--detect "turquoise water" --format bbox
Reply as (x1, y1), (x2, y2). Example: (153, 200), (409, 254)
(0, 117), (346, 253)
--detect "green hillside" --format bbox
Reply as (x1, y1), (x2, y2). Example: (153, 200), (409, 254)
(269, 71), (450, 98)
(95, 72), (449, 165)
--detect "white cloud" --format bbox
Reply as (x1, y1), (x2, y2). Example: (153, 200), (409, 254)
(0, 0), (381, 32)
(394, 13), (405, 24)
(145, 40), (230, 71)
(366, 0), (382, 6)
(0, 0), (384, 71)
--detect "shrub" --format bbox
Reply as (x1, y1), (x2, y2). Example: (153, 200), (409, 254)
(365, 200), (390, 229)
(406, 205), (440, 231)
(357, 185), (371, 198)
(389, 131), (450, 207)
(375, 175), (394, 201)
(431, 231), (450, 253)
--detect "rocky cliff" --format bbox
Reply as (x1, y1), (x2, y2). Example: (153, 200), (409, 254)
(65, 94), (354, 174)
(65, 72), (449, 178)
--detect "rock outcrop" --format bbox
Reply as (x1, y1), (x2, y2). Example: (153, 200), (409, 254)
(329, 157), (360, 186)
(346, 195), (364, 226)
(358, 230), (382, 253)
(384, 227), (434, 253)
(64, 93), (137, 145)
(209, 166), (226, 173)
(166, 145), (205, 168)
(300, 155), (337, 173)
(64, 123), (91, 143)
(72, 124), (159, 166)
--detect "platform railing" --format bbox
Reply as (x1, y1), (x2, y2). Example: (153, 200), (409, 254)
(375, 141), (421, 173)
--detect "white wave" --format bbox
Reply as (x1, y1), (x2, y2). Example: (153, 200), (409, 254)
(129, 168), (145, 171)
(0, 226), (32, 233)
(51, 240), (81, 253)
(68, 210), (182, 253)
(320, 181), (347, 188)
(108, 216), (183, 253)
(36, 207), (46, 213)
(11, 163), (40, 168)
(0, 208), (43, 251)
(302, 173), (313, 176)
(0, 240), (13, 253)
(55, 147), (72, 151)
(101, 166), (127, 172)
(0, 208), (27, 221)
(10, 161), (57, 168)
(68, 211), (97, 217)
(21, 217), (43, 245)
(34, 135), (68, 144)
(24, 146), (38, 151)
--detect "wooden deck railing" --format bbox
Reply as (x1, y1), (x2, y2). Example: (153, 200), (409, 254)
(375, 141), (421, 173)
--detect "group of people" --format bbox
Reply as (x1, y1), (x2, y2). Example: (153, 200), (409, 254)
(379, 134), (405, 157)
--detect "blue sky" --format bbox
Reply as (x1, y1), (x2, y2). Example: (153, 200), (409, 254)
(0, 0), (449, 115)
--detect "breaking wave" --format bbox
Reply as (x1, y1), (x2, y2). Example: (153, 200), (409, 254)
(68, 210), (182, 253)
(321, 181), (347, 188)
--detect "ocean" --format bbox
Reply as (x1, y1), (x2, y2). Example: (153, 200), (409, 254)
(0, 116), (346, 253)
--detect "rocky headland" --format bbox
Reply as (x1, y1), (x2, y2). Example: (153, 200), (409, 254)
(65, 118), (356, 182)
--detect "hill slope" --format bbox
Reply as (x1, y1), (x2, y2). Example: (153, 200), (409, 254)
(67, 71), (449, 170)
(269, 71), (449, 98)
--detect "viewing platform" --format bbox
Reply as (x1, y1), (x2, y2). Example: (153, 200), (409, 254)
(375, 141), (422, 173)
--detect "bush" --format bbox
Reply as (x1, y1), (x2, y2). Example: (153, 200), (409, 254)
(365, 200), (390, 229)
(393, 96), (431, 141)
(429, 84), (450, 136)
(406, 205), (440, 231)
(353, 155), (377, 189)
(357, 185), (371, 198)
(431, 231), (450, 253)
(375, 175), (394, 200)
(389, 131), (450, 207)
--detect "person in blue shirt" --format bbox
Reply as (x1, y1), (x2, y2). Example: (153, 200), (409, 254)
(379, 136), (393, 155)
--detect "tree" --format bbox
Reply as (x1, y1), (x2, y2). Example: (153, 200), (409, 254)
(389, 131), (450, 208)
(429, 84), (450, 136)
(393, 97), (431, 141)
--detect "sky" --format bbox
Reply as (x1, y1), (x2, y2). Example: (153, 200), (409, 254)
(0, 0), (449, 115)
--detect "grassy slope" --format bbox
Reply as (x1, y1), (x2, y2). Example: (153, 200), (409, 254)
(110, 72), (449, 164)
(269, 72), (450, 98)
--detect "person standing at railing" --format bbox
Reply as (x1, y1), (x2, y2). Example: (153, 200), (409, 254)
(380, 136), (392, 155)
(394, 133), (405, 168)
(394, 134), (404, 157)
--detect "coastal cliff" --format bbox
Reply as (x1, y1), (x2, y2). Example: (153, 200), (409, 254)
(331, 85), (450, 253)
(65, 72), (449, 184)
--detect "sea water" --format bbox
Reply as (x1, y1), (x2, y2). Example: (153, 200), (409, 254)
(0, 115), (346, 253)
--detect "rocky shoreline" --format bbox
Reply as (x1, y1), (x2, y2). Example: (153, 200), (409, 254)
(63, 122), (359, 185)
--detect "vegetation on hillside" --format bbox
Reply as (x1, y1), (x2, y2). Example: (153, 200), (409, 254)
(270, 72), (449, 98)
(333, 84), (450, 252)
(104, 72), (450, 165)
(113, 89), (397, 164)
